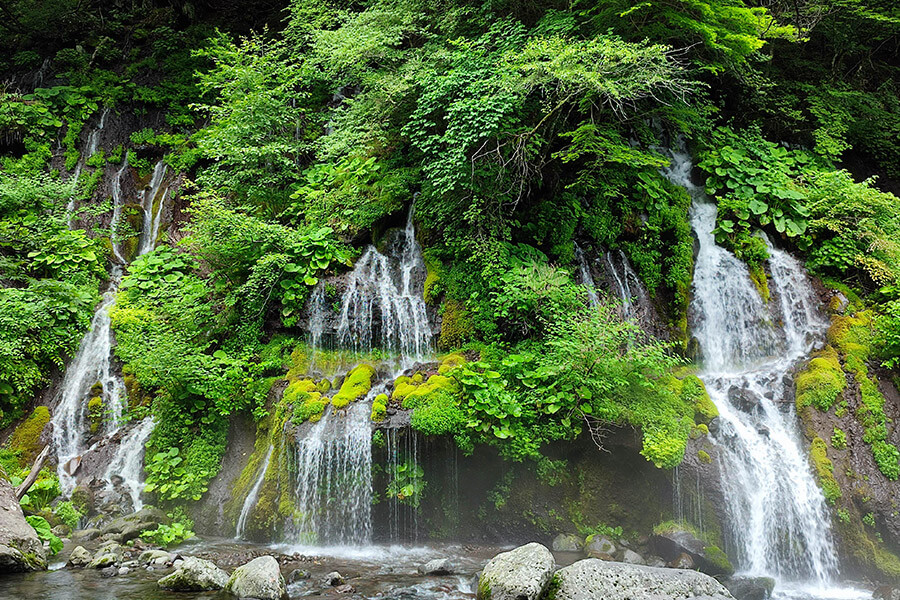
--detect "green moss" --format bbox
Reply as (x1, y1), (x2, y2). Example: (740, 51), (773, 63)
(702, 544), (734, 576)
(698, 450), (712, 464)
(748, 264), (770, 303)
(477, 575), (492, 600)
(332, 363), (376, 408)
(395, 374), (458, 409)
(87, 396), (104, 433)
(423, 253), (441, 305)
(438, 299), (474, 350)
(437, 352), (466, 375)
(7, 406), (50, 465)
(831, 427), (847, 450)
(810, 437), (841, 504)
(838, 513), (900, 582)
(410, 391), (465, 435)
(683, 376), (717, 423)
(796, 347), (846, 411)
(316, 378), (331, 393)
(371, 393), (388, 422)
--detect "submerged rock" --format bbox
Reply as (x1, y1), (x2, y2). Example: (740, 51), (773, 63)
(158, 556), (229, 592)
(0, 479), (47, 572)
(324, 571), (345, 586)
(553, 534), (583, 552)
(418, 558), (454, 575)
(477, 542), (554, 600)
(553, 559), (734, 600)
(67, 546), (93, 568)
(288, 568), (310, 582)
(225, 555), (287, 600)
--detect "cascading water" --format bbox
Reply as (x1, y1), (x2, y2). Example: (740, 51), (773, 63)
(574, 244), (600, 307)
(51, 270), (126, 495)
(135, 161), (169, 257)
(661, 142), (839, 587)
(103, 417), (155, 511)
(333, 207), (431, 368)
(288, 400), (374, 546)
(108, 159), (130, 264)
(236, 444), (274, 539)
(66, 108), (109, 222)
(385, 426), (421, 543)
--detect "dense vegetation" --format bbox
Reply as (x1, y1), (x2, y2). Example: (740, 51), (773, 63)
(0, 0), (899, 543)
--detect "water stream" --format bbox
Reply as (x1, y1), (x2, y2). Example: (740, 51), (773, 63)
(662, 142), (839, 588)
(103, 417), (155, 512)
(235, 444), (273, 540)
(66, 108), (109, 223)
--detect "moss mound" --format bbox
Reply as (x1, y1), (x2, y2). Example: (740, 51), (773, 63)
(7, 406), (50, 465)
(796, 347), (846, 412)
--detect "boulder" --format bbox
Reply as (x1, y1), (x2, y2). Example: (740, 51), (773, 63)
(651, 528), (734, 576)
(723, 577), (775, 600)
(100, 565), (118, 577)
(585, 536), (617, 559)
(324, 571), (344, 586)
(553, 534), (583, 552)
(225, 555), (287, 600)
(553, 558), (734, 600)
(67, 546), (93, 568)
(72, 528), (101, 542)
(88, 542), (123, 569)
(419, 558), (454, 575)
(288, 568), (310, 583)
(334, 584), (356, 593)
(158, 556), (229, 592)
(477, 542), (554, 600)
(622, 549), (645, 565)
(0, 478), (47, 572)
(100, 507), (169, 542)
(139, 549), (173, 565)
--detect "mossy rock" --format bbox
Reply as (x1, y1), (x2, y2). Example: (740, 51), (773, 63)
(810, 437), (841, 504)
(796, 347), (846, 412)
(393, 373), (457, 409)
(87, 397), (104, 434)
(7, 406), (50, 465)
(697, 450), (712, 464)
(371, 393), (388, 422)
(438, 299), (473, 350)
(748, 264), (770, 303)
(332, 364), (376, 409)
(437, 353), (466, 375)
(423, 253), (441, 305)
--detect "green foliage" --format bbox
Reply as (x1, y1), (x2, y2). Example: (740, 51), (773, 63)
(831, 427), (847, 450)
(332, 364), (375, 408)
(25, 515), (62, 555)
(139, 509), (195, 548)
(53, 501), (81, 530)
(386, 460), (425, 508)
(796, 347), (846, 412)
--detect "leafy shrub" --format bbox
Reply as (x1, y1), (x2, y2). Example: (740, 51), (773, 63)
(25, 515), (62, 555)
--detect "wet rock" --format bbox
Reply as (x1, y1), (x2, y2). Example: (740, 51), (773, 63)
(669, 553), (694, 569)
(553, 534), (583, 552)
(88, 542), (123, 569)
(288, 568), (310, 582)
(72, 528), (101, 542)
(585, 536), (617, 559)
(651, 528), (734, 576)
(139, 549), (172, 565)
(477, 542), (554, 600)
(51, 524), (71, 537)
(727, 386), (758, 413)
(158, 556), (229, 592)
(225, 555), (287, 600)
(646, 555), (666, 568)
(324, 571), (345, 586)
(552, 559), (734, 600)
(100, 507), (169, 542)
(707, 418), (721, 436)
(67, 546), (93, 568)
(100, 565), (118, 577)
(419, 558), (454, 575)
(0, 478), (47, 572)
(622, 549), (645, 565)
(722, 577), (775, 600)
(118, 566), (131, 576)
(334, 584), (356, 593)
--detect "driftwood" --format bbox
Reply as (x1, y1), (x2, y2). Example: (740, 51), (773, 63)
(15, 445), (50, 500)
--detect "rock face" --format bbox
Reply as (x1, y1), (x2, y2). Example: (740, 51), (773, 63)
(225, 555), (286, 600)
(0, 479), (46, 572)
(158, 556), (229, 591)
(477, 542), (554, 600)
(553, 559), (734, 600)
(651, 528), (734, 576)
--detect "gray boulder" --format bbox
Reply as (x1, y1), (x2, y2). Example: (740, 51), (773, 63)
(324, 571), (344, 585)
(585, 536), (617, 559)
(477, 542), (554, 600)
(158, 556), (229, 592)
(139, 549), (173, 565)
(418, 558), (453, 575)
(100, 507), (169, 542)
(553, 559), (734, 600)
(225, 555), (287, 600)
(622, 549), (645, 565)
(88, 541), (123, 568)
(0, 478), (47, 572)
(72, 528), (101, 542)
(651, 528), (734, 576)
(67, 545), (93, 568)
(553, 534), (583, 552)
(723, 577), (775, 600)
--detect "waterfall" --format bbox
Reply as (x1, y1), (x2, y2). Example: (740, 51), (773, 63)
(66, 108), (109, 223)
(135, 161), (169, 257)
(51, 270), (126, 495)
(103, 417), (155, 512)
(235, 444), (274, 539)
(109, 159), (129, 264)
(574, 244), (600, 307)
(288, 401), (374, 546)
(661, 142), (838, 586)
(334, 207), (431, 367)
(385, 427), (421, 543)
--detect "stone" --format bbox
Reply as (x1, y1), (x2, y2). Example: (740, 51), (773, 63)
(646, 555), (666, 568)
(477, 542), (554, 600)
(418, 558), (454, 575)
(158, 556), (229, 592)
(100, 565), (118, 577)
(324, 571), (344, 586)
(552, 558), (734, 600)
(118, 566), (131, 576)
(334, 584), (356, 593)
(100, 507), (169, 543)
(88, 542), (123, 569)
(139, 549), (172, 565)
(225, 555), (287, 600)
(51, 524), (71, 537)
(0, 479), (47, 572)
(670, 553), (695, 569)
(723, 577), (775, 600)
(585, 536), (617, 559)
(622, 549), (645, 565)
(72, 528), (101, 542)
(67, 546), (93, 568)
(288, 568), (310, 582)
(651, 528), (734, 576)
(553, 534), (583, 552)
